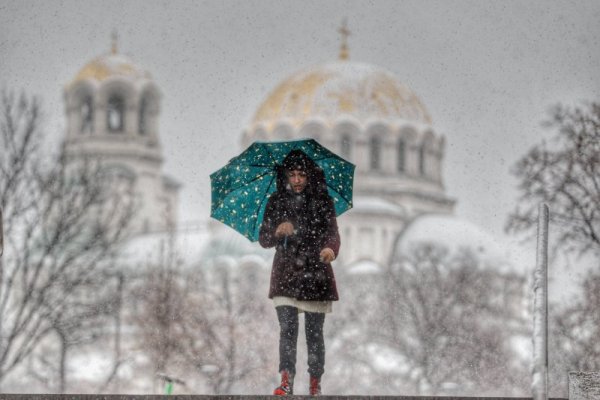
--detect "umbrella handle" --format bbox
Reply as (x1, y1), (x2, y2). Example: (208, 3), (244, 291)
(283, 235), (287, 249)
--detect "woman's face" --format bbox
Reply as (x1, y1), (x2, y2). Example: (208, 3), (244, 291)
(286, 169), (308, 193)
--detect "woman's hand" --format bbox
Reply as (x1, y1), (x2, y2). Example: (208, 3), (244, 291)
(275, 222), (294, 238)
(319, 248), (335, 263)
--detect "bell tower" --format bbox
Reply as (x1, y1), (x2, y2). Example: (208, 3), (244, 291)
(63, 37), (180, 234)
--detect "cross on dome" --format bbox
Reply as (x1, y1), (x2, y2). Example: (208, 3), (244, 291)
(111, 30), (119, 54)
(110, 29), (119, 54)
(338, 18), (351, 60)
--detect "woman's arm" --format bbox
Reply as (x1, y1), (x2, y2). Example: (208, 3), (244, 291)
(258, 196), (278, 248)
(321, 197), (340, 258)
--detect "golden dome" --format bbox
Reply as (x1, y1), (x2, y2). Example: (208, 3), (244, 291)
(71, 53), (151, 86)
(252, 61), (432, 129)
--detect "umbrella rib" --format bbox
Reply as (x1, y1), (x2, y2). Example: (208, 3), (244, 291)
(221, 169), (273, 198)
(244, 169), (273, 184)
(248, 163), (275, 168)
(251, 174), (276, 238)
(262, 145), (280, 166)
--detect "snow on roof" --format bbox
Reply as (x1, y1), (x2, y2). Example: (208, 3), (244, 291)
(201, 223), (273, 264)
(346, 259), (383, 275)
(350, 196), (406, 217)
(119, 228), (210, 268)
(118, 219), (273, 272)
(395, 214), (516, 271)
(238, 253), (270, 267)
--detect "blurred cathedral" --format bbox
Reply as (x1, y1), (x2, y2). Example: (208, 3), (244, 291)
(61, 27), (506, 269)
(49, 26), (520, 395)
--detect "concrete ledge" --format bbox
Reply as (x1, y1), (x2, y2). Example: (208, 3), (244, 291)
(0, 396), (571, 400)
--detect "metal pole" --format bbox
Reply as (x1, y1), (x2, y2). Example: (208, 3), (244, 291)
(0, 207), (3, 257)
(0, 207), (3, 356)
(532, 203), (549, 400)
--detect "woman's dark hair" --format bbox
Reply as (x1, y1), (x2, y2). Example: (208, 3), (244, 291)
(276, 149), (327, 196)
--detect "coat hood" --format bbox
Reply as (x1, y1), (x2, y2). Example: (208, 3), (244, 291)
(276, 149), (327, 196)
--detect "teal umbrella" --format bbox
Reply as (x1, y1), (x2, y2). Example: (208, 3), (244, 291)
(210, 139), (355, 241)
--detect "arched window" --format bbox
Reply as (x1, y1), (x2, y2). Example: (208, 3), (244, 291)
(340, 134), (352, 159)
(370, 136), (381, 170)
(418, 143), (426, 176)
(139, 96), (149, 135)
(397, 139), (406, 172)
(107, 94), (125, 133)
(80, 96), (93, 134)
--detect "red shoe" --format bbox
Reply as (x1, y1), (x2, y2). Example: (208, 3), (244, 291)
(273, 370), (294, 396)
(309, 376), (321, 396)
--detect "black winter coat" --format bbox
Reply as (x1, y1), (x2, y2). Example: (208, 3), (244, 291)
(258, 151), (340, 301)
(259, 190), (340, 301)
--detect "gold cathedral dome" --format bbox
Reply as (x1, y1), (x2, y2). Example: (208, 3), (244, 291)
(70, 34), (151, 87)
(252, 61), (432, 130)
(71, 53), (151, 86)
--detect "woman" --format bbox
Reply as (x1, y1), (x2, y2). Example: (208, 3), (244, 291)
(259, 149), (340, 396)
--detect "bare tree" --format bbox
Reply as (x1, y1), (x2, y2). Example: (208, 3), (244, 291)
(170, 258), (274, 394)
(131, 228), (275, 395)
(506, 102), (600, 257)
(373, 244), (529, 396)
(0, 89), (133, 387)
(28, 276), (118, 393)
(507, 101), (600, 396)
(325, 263), (391, 395)
(130, 234), (185, 393)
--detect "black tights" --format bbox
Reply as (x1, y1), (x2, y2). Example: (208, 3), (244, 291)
(276, 305), (325, 378)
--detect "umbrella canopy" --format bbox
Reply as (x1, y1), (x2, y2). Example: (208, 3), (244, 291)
(210, 139), (355, 241)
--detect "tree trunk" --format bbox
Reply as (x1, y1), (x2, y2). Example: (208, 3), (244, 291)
(59, 330), (68, 393)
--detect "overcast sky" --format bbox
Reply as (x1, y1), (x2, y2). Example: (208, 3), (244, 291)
(2, 0), (599, 276)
